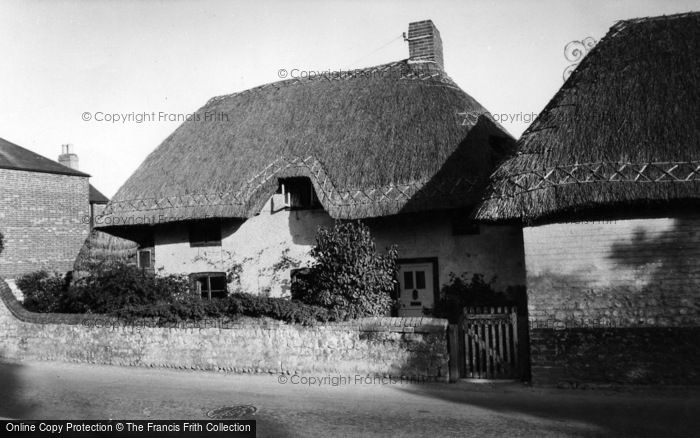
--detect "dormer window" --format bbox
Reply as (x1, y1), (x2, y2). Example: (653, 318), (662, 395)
(277, 178), (321, 210)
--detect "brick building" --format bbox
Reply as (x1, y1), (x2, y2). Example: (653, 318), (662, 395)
(0, 138), (91, 278)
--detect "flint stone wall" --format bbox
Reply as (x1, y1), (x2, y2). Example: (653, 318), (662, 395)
(0, 279), (449, 380)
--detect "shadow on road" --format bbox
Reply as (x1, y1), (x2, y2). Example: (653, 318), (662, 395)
(0, 358), (38, 419)
(397, 382), (700, 437)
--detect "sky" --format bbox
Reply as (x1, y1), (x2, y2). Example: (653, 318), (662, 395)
(1, 0), (699, 197)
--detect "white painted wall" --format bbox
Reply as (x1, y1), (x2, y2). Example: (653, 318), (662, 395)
(154, 197), (333, 296)
(153, 196), (526, 298)
(370, 215), (525, 291)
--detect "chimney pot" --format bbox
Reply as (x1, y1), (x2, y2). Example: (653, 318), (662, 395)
(58, 144), (79, 170)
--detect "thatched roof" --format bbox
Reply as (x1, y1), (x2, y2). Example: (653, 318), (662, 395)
(73, 229), (138, 272)
(475, 12), (700, 223)
(98, 60), (513, 227)
(0, 137), (89, 177)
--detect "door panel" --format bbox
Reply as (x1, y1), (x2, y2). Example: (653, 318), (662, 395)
(397, 262), (434, 317)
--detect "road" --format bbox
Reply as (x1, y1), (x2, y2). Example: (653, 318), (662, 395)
(0, 360), (698, 437)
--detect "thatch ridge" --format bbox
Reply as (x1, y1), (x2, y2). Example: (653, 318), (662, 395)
(475, 12), (700, 223)
(99, 59), (513, 226)
(207, 60), (463, 104)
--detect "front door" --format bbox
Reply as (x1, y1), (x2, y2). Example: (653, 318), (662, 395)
(397, 262), (435, 317)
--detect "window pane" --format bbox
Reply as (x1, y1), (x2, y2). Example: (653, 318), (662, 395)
(416, 271), (426, 289)
(138, 250), (151, 269)
(280, 177), (318, 209)
(210, 276), (227, 297)
(403, 271), (414, 289)
(192, 273), (227, 300)
(196, 277), (208, 299)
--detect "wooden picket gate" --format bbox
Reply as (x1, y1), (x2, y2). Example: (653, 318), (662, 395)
(460, 306), (519, 379)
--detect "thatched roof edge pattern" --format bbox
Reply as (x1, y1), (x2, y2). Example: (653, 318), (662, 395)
(99, 155), (481, 225)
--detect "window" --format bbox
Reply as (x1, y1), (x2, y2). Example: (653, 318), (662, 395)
(191, 273), (227, 300)
(415, 271), (426, 289)
(403, 271), (414, 289)
(189, 220), (222, 247)
(277, 178), (321, 210)
(137, 249), (152, 269)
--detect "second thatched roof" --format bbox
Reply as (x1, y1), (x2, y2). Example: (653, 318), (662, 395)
(475, 12), (700, 223)
(98, 60), (513, 227)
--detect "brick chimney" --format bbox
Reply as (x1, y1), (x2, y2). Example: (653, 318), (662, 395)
(58, 144), (79, 170)
(405, 20), (444, 70)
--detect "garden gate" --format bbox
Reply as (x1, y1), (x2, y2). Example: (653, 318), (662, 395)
(460, 306), (519, 379)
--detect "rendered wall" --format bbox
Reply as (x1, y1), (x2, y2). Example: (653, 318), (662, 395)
(153, 198), (334, 296)
(151, 199), (525, 297)
(524, 216), (700, 384)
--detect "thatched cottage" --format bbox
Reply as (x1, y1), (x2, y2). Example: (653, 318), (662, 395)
(97, 20), (526, 315)
(476, 12), (700, 384)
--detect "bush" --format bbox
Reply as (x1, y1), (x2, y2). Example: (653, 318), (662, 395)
(229, 293), (330, 325)
(114, 292), (330, 326)
(16, 263), (190, 315)
(293, 221), (397, 320)
(64, 262), (191, 314)
(17, 262), (332, 326)
(0, 231), (4, 255)
(433, 273), (521, 323)
(16, 270), (69, 313)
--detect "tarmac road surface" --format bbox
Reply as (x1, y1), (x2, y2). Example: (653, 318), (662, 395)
(0, 360), (699, 437)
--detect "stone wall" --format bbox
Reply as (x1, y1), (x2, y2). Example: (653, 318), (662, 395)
(523, 216), (700, 385)
(0, 168), (90, 278)
(0, 279), (450, 380)
(529, 327), (700, 385)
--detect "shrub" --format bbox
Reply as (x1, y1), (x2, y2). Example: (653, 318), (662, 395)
(0, 231), (4, 255)
(293, 221), (397, 320)
(433, 273), (521, 323)
(114, 292), (330, 326)
(227, 293), (330, 325)
(65, 262), (191, 314)
(16, 270), (69, 312)
(17, 262), (332, 326)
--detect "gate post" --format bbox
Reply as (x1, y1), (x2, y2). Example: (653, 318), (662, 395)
(448, 323), (460, 382)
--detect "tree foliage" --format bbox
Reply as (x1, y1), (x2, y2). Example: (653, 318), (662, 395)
(293, 221), (398, 319)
